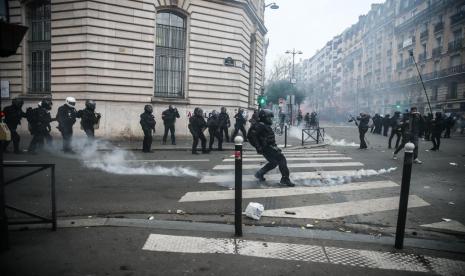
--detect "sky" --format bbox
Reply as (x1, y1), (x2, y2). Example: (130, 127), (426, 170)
(264, 0), (385, 77)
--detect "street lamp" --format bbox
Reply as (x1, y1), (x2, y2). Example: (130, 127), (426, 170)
(265, 2), (279, 9)
(409, 49), (432, 114)
(285, 48), (303, 84)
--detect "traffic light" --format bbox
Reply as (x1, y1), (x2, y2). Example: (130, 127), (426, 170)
(257, 95), (266, 107)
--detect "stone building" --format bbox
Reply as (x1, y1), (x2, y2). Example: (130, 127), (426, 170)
(0, 0), (267, 138)
(298, 0), (465, 117)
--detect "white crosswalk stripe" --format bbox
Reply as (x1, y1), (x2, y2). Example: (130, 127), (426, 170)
(213, 162), (364, 170)
(223, 156), (352, 162)
(230, 152), (341, 158)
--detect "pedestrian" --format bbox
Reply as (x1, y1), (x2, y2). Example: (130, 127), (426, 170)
(304, 112), (310, 128)
(231, 108), (247, 141)
(296, 110), (303, 127)
(189, 107), (209, 154)
(430, 112), (443, 151)
(310, 112), (318, 128)
(372, 114), (382, 134)
(388, 111), (402, 149)
(443, 114), (455, 138)
(2, 98), (26, 154)
(56, 97), (77, 153)
(393, 107), (424, 164)
(382, 114), (390, 136)
(161, 105), (180, 145)
(77, 100), (101, 139)
(247, 109), (294, 187)
(207, 110), (223, 151)
(356, 113), (370, 149)
(218, 107), (231, 143)
(423, 113), (433, 141)
(27, 99), (53, 154)
(140, 105), (156, 153)
(278, 110), (286, 133)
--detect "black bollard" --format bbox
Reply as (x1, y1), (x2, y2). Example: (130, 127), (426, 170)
(284, 125), (288, 148)
(395, 142), (415, 249)
(234, 136), (243, 237)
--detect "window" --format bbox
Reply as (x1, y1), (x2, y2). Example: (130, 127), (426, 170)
(155, 11), (186, 98)
(0, 0), (8, 22)
(28, 1), (51, 93)
(431, 86), (438, 101)
(451, 55), (461, 67)
(448, 82), (458, 99)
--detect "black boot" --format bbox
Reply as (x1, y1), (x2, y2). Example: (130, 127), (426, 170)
(280, 177), (295, 187)
(254, 171), (266, 182)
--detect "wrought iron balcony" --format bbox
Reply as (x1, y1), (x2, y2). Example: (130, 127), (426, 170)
(404, 57), (414, 67)
(432, 46), (442, 58)
(434, 22), (444, 33)
(418, 52), (427, 62)
(450, 10), (465, 25)
(448, 39), (464, 53)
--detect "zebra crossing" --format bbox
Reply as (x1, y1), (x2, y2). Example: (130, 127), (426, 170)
(180, 147), (430, 221)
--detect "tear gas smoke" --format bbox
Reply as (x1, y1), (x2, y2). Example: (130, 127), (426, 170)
(45, 137), (200, 177)
(288, 126), (359, 147)
(297, 167), (397, 186)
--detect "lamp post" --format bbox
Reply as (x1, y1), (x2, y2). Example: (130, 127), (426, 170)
(409, 49), (432, 114)
(265, 2), (279, 9)
(285, 48), (303, 84)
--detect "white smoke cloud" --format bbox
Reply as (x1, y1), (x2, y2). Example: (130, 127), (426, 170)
(298, 167), (397, 186)
(288, 126), (359, 147)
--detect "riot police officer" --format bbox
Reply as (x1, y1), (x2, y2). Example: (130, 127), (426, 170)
(357, 113), (370, 149)
(207, 110), (222, 151)
(140, 105), (156, 153)
(388, 111), (402, 149)
(218, 107), (230, 142)
(189, 107), (208, 154)
(248, 109), (294, 187)
(56, 97), (77, 153)
(77, 100), (101, 139)
(161, 105), (180, 145)
(28, 99), (53, 154)
(232, 108), (247, 141)
(3, 98), (26, 153)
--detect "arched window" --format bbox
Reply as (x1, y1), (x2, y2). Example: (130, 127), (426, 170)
(28, 0), (51, 94)
(155, 11), (186, 98)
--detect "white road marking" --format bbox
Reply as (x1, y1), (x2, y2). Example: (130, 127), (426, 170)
(231, 152), (341, 158)
(222, 157), (352, 162)
(262, 195), (429, 219)
(142, 234), (464, 275)
(84, 159), (209, 163)
(179, 181), (398, 202)
(213, 162), (364, 170)
(4, 160), (28, 163)
(199, 170), (384, 183)
(421, 220), (465, 234)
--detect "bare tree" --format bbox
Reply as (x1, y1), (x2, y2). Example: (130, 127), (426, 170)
(267, 55), (291, 82)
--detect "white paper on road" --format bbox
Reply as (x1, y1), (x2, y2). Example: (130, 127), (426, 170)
(142, 234), (465, 275)
(222, 157), (352, 162)
(262, 195), (429, 219)
(179, 181), (398, 202)
(213, 162), (364, 170)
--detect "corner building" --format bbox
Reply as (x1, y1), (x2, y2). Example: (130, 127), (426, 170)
(0, 0), (266, 137)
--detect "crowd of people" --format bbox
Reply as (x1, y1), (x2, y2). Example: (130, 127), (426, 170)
(351, 107), (463, 164)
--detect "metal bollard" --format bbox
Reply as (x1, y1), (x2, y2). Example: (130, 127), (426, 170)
(284, 125), (288, 148)
(395, 142), (415, 249)
(234, 135), (243, 237)
(316, 128), (320, 144)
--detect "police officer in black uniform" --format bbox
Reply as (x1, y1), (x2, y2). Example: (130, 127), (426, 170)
(77, 100), (101, 139)
(388, 111), (402, 149)
(189, 107), (208, 154)
(3, 98), (26, 153)
(140, 105), (156, 153)
(430, 112), (443, 151)
(207, 110), (222, 151)
(357, 113), (370, 149)
(56, 97), (77, 153)
(161, 105), (180, 145)
(232, 108), (247, 141)
(28, 99), (53, 154)
(218, 106), (230, 142)
(393, 107), (424, 164)
(249, 109), (294, 187)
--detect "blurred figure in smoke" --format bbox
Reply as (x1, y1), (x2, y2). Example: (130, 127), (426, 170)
(161, 105), (180, 145)
(2, 98), (26, 153)
(382, 114), (390, 136)
(296, 110), (303, 127)
(372, 114), (382, 134)
(207, 110), (222, 151)
(443, 113), (455, 138)
(56, 97), (77, 153)
(388, 111), (402, 149)
(393, 107), (424, 164)
(77, 100), (101, 139)
(140, 105), (156, 153)
(424, 113), (433, 141)
(356, 113), (370, 149)
(278, 109), (286, 133)
(430, 112), (443, 151)
(248, 109), (294, 187)
(232, 108), (247, 141)
(310, 112), (318, 128)
(27, 99), (53, 154)
(249, 109), (259, 125)
(304, 112), (310, 128)
(189, 107), (208, 154)
(218, 107), (230, 143)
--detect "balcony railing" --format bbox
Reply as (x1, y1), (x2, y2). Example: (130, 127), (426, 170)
(420, 30), (428, 40)
(432, 46), (442, 58)
(448, 39), (464, 53)
(418, 52), (427, 62)
(450, 11), (465, 25)
(434, 22), (444, 33)
(404, 57), (414, 67)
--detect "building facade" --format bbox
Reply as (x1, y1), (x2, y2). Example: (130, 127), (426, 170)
(298, 0), (465, 118)
(0, 0), (267, 138)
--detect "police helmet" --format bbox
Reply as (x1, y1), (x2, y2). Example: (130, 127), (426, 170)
(65, 97), (76, 108)
(221, 106), (226, 113)
(144, 105), (153, 113)
(41, 99), (52, 110)
(12, 98), (24, 108)
(211, 110), (218, 117)
(194, 107), (203, 117)
(85, 100), (96, 111)
(258, 109), (274, 125)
